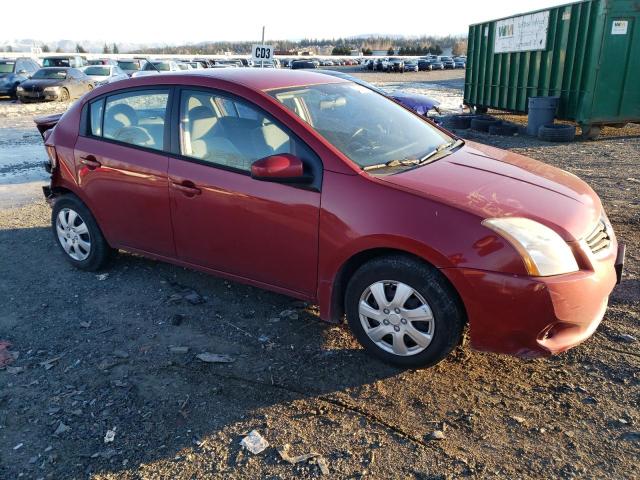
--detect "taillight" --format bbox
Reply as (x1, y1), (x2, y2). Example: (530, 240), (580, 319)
(45, 145), (58, 171)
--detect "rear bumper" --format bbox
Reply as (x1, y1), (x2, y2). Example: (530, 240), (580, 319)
(441, 243), (623, 358)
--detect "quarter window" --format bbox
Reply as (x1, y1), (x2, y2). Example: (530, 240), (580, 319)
(179, 90), (294, 172)
(101, 90), (169, 150)
(89, 98), (104, 136)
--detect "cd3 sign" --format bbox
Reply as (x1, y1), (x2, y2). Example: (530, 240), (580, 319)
(252, 44), (274, 62)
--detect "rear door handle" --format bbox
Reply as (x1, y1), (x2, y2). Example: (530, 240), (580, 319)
(80, 155), (101, 169)
(171, 181), (201, 196)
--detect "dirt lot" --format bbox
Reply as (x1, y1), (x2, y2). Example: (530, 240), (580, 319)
(0, 75), (639, 480)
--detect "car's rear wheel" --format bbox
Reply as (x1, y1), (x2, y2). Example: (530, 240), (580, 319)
(345, 255), (465, 368)
(51, 195), (113, 271)
(60, 88), (70, 102)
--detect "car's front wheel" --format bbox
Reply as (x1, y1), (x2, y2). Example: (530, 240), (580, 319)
(345, 255), (465, 368)
(51, 195), (113, 271)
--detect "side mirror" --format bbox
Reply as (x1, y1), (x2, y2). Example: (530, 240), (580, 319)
(18, 69), (28, 75)
(251, 154), (310, 183)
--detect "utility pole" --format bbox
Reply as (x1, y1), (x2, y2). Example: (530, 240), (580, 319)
(261, 25), (265, 68)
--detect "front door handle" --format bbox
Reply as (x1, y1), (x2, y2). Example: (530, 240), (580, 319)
(80, 155), (101, 169)
(172, 181), (201, 196)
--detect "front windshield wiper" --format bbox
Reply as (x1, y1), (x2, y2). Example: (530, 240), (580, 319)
(416, 138), (464, 165)
(363, 139), (464, 172)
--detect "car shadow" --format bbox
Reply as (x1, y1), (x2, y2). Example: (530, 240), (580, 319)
(0, 225), (413, 478)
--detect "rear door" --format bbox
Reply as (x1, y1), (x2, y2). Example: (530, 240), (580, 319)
(73, 88), (175, 256)
(167, 88), (321, 296)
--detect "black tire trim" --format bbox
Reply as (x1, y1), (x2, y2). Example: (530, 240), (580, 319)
(51, 194), (113, 271)
(344, 254), (465, 368)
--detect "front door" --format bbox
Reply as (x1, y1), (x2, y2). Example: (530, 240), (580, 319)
(168, 88), (321, 296)
(74, 88), (175, 256)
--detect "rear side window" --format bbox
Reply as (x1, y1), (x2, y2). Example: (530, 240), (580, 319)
(89, 98), (104, 136)
(99, 90), (169, 151)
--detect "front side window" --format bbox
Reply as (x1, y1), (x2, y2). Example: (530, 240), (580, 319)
(269, 82), (451, 170)
(101, 90), (169, 150)
(179, 90), (295, 171)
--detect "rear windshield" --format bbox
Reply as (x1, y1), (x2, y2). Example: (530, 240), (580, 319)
(84, 66), (110, 76)
(117, 61), (139, 70)
(43, 58), (71, 67)
(144, 62), (170, 71)
(0, 62), (15, 74)
(32, 69), (67, 79)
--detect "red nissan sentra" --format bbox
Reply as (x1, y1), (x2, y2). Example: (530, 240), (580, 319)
(37, 69), (625, 368)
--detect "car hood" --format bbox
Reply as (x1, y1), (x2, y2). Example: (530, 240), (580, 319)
(379, 141), (601, 241)
(21, 79), (65, 88)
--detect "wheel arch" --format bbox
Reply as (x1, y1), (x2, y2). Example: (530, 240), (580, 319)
(327, 247), (467, 325)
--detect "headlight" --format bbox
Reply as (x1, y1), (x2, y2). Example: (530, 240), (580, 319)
(43, 86), (61, 94)
(482, 217), (579, 276)
(16, 86), (24, 92)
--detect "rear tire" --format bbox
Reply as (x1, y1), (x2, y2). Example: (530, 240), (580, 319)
(345, 255), (465, 368)
(51, 195), (113, 271)
(60, 88), (70, 102)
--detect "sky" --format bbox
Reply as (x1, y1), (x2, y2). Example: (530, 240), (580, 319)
(2, 0), (574, 44)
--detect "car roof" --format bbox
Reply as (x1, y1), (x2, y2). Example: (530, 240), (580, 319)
(132, 68), (347, 91)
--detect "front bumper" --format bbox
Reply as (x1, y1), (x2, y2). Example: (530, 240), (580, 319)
(442, 242), (624, 358)
(18, 90), (60, 102)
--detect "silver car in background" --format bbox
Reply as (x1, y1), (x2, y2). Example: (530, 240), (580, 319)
(83, 65), (128, 86)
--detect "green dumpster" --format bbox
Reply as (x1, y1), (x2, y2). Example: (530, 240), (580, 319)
(464, 0), (640, 138)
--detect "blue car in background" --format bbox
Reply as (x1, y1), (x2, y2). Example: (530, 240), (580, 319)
(0, 57), (40, 98)
(315, 69), (441, 115)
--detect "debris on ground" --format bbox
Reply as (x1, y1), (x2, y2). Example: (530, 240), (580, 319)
(196, 352), (235, 363)
(0, 340), (16, 368)
(6, 366), (25, 374)
(169, 346), (190, 354)
(617, 334), (637, 343)
(171, 313), (186, 326)
(278, 444), (330, 475)
(184, 290), (204, 305)
(39, 355), (63, 370)
(428, 430), (446, 440)
(96, 273), (109, 281)
(240, 430), (269, 454)
(104, 428), (116, 444)
(53, 422), (70, 436)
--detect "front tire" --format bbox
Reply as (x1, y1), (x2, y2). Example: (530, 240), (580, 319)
(345, 255), (465, 368)
(60, 88), (70, 102)
(51, 195), (113, 271)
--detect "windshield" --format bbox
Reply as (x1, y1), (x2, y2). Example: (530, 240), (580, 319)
(43, 58), (71, 67)
(145, 62), (170, 71)
(32, 69), (67, 79)
(269, 82), (451, 170)
(0, 62), (15, 74)
(117, 61), (139, 70)
(84, 66), (110, 76)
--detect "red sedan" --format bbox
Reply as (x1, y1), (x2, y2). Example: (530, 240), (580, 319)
(37, 69), (624, 368)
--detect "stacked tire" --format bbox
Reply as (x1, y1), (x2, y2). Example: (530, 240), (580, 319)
(537, 124), (576, 142)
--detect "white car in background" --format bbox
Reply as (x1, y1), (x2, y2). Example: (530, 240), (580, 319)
(83, 65), (128, 86)
(131, 60), (181, 77)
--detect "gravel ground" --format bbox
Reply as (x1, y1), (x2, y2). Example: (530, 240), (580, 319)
(0, 76), (639, 480)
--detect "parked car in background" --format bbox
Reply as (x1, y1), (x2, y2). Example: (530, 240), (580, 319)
(403, 60), (419, 72)
(315, 69), (440, 115)
(132, 60), (181, 77)
(453, 57), (466, 68)
(290, 60), (317, 69)
(177, 63), (194, 70)
(116, 59), (145, 76)
(83, 65), (128, 86)
(37, 69), (623, 368)
(88, 59), (118, 66)
(17, 67), (93, 102)
(419, 58), (444, 71)
(0, 57), (40, 98)
(42, 56), (86, 68)
(438, 56), (456, 69)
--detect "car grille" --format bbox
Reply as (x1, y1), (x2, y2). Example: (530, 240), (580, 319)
(585, 219), (611, 255)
